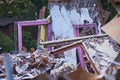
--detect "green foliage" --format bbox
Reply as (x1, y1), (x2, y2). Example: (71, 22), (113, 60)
(0, 0), (49, 19)
(31, 0), (48, 10)
(0, 0), (36, 19)
(0, 31), (37, 53)
(22, 31), (37, 51)
(101, 0), (117, 22)
(0, 32), (14, 53)
(31, 0), (49, 18)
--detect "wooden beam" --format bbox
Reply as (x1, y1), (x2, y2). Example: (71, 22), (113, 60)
(18, 19), (48, 26)
(81, 43), (100, 74)
(50, 41), (82, 55)
(40, 34), (108, 47)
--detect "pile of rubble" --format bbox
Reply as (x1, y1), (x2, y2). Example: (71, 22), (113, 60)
(82, 36), (120, 73)
(0, 35), (120, 80)
(0, 50), (75, 80)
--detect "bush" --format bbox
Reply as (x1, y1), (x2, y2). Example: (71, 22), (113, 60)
(0, 31), (37, 53)
(0, 32), (14, 53)
(22, 31), (37, 51)
(101, 0), (117, 22)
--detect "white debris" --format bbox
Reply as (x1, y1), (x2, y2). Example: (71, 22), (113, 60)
(69, 9), (81, 24)
(80, 8), (93, 24)
(50, 5), (63, 39)
(50, 5), (77, 68)
(83, 37), (119, 73)
(98, 19), (102, 34)
(22, 73), (35, 79)
(60, 5), (74, 38)
(15, 66), (23, 74)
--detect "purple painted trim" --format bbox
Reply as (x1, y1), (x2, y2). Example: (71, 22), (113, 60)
(73, 23), (99, 70)
(46, 23), (52, 52)
(17, 19), (49, 52)
(18, 19), (48, 26)
(94, 24), (99, 34)
(18, 24), (22, 53)
(46, 24), (52, 41)
(73, 23), (98, 35)
(78, 46), (85, 70)
(73, 26), (85, 70)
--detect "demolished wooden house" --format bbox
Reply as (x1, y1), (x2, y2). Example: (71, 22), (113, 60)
(0, 0), (120, 80)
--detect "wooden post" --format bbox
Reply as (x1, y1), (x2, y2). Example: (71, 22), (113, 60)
(73, 25), (86, 70)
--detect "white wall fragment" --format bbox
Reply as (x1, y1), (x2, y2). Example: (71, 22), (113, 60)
(80, 8), (93, 24)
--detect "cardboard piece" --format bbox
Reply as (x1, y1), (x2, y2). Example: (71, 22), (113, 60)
(67, 67), (98, 80)
(101, 15), (120, 44)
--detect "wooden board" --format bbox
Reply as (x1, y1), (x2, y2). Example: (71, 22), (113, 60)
(101, 15), (120, 44)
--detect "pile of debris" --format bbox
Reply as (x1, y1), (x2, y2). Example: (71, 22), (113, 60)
(82, 36), (120, 73)
(0, 35), (120, 80)
(0, 50), (75, 80)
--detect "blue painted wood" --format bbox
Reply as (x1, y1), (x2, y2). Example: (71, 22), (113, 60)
(4, 55), (14, 80)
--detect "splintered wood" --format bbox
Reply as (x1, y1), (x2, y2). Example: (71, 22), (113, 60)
(82, 36), (120, 73)
(0, 50), (75, 80)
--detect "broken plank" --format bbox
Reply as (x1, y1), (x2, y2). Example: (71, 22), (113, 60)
(40, 34), (108, 47)
(49, 41), (82, 55)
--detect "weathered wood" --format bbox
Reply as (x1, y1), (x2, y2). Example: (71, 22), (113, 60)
(17, 19), (49, 52)
(81, 43), (100, 74)
(50, 41), (82, 55)
(40, 34), (108, 47)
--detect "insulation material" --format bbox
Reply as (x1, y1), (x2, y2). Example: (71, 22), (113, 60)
(101, 15), (120, 44)
(83, 37), (120, 73)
